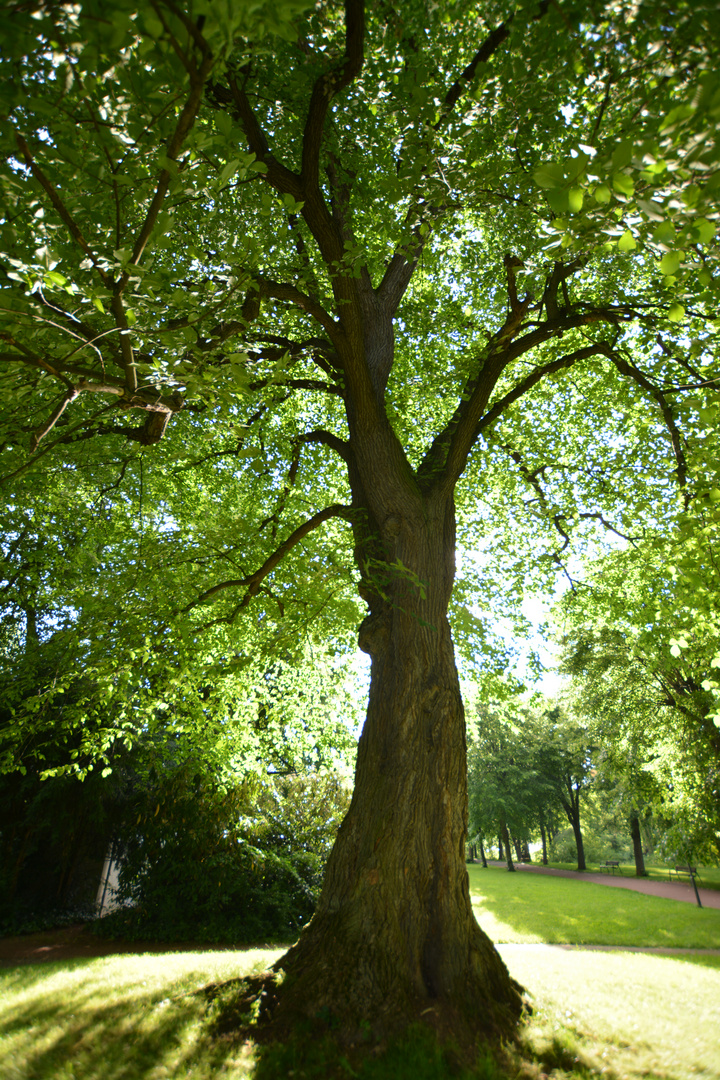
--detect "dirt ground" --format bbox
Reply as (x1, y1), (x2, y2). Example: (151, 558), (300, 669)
(0, 923), (251, 967)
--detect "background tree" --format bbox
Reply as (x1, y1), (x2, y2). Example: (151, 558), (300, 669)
(559, 543), (720, 864)
(2, 0), (720, 1052)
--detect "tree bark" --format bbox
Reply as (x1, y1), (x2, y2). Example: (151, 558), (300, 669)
(498, 834), (504, 861)
(479, 839), (488, 868)
(568, 810), (586, 872)
(540, 820), (548, 866)
(500, 821), (515, 873)
(560, 779), (586, 871)
(273, 494), (522, 1042)
(629, 810), (647, 877)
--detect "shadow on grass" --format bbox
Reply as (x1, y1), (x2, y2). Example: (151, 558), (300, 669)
(0, 960), (244, 1080)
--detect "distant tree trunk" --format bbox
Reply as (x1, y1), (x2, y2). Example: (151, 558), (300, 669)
(498, 834), (504, 861)
(500, 822), (515, 872)
(570, 816), (586, 871)
(629, 811), (648, 877)
(521, 840), (531, 861)
(512, 836), (523, 863)
(540, 821), (548, 865)
(560, 778), (586, 871)
(479, 839), (488, 868)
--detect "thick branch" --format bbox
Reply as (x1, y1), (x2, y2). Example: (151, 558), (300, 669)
(420, 305), (621, 494)
(475, 346), (607, 437)
(128, 52), (216, 270)
(222, 75), (303, 199)
(441, 19), (512, 116)
(301, 0), (365, 189)
(183, 503), (353, 613)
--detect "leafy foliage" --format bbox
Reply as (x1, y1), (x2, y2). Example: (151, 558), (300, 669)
(100, 764), (350, 943)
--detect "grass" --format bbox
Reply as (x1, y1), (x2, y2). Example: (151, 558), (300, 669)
(0, 948), (284, 1080)
(468, 863), (720, 947)
(2, 868), (720, 1079)
(2, 944), (719, 1080)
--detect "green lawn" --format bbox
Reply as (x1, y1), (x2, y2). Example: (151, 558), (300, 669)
(500, 944), (720, 1080)
(2, 868), (720, 1080)
(468, 863), (720, 947)
(0, 949), (282, 1080)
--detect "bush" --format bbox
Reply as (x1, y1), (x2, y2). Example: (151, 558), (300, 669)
(96, 766), (351, 943)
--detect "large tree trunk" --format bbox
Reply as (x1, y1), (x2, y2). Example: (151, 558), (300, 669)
(273, 494), (523, 1043)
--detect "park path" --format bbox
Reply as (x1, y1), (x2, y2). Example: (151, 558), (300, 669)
(484, 860), (720, 909)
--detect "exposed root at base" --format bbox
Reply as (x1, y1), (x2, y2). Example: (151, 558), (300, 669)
(202, 968), (531, 1075)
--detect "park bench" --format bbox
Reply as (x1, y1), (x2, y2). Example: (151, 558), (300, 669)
(600, 860), (622, 874)
(669, 864), (699, 883)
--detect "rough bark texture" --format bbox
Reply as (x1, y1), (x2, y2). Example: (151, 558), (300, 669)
(272, 494), (523, 1042)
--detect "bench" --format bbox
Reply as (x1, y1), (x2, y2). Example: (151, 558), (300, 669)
(600, 860), (622, 874)
(669, 864), (699, 882)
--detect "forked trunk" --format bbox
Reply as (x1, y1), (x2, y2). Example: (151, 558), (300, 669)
(273, 495), (522, 1042)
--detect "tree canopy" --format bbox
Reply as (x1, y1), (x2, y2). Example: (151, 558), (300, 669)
(2, 0), (720, 1057)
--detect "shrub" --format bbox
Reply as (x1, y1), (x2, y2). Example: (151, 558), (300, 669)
(97, 766), (351, 942)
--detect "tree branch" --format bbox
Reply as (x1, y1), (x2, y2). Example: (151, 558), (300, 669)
(182, 503), (354, 613)
(597, 344), (688, 495)
(127, 52), (216, 271)
(301, 0), (365, 190)
(15, 134), (110, 284)
(29, 386), (81, 452)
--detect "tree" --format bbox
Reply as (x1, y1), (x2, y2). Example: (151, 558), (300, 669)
(2, 0), (720, 1051)
(559, 541), (720, 864)
(468, 702), (558, 869)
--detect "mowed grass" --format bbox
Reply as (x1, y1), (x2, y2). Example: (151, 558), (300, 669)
(468, 864), (720, 947)
(500, 944), (720, 1080)
(2, 944), (719, 1080)
(0, 948), (284, 1080)
(3, 867), (720, 1080)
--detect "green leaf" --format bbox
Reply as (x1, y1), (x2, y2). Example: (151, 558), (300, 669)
(533, 162), (566, 189)
(567, 187), (584, 212)
(611, 141), (634, 170)
(667, 303), (685, 322)
(659, 251), (682, 275)
(617, 230), (636, 252)
(612, 173), (635, 197)
(653, 221), (676, 246)
(546, 189), (569, 214)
